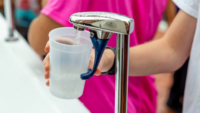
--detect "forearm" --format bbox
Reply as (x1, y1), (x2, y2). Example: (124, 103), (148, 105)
(129, 38), (180, 76)
(128, 10), (196, 76)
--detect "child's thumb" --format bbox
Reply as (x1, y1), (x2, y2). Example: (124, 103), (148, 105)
(94, 67), (101, 76)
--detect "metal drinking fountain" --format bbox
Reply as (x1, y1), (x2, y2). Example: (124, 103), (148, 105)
(69, 12), (134, 113)
(4, 0), (18, 41)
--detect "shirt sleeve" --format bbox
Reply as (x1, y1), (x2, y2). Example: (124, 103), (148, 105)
(173, 0), (199, 18)
(40, 0), (84, 26)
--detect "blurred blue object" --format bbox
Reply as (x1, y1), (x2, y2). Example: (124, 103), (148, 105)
(176, 7), (179, 12)
(15, 8), (38, 27)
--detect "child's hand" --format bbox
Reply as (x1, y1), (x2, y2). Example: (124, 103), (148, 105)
(43, 41), (50, 86)
(43, 41), (115, 86)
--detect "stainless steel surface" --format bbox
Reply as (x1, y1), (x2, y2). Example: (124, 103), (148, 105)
(5, 36), (18, 41)
(4, 0), (18, 41)
(115, 34), (129, 113)
(69, 12), (134, 35)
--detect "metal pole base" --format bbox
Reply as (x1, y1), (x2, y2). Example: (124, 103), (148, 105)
(5, 37), (18, 42)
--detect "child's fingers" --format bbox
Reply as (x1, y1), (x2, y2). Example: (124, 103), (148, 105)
(44, 64), (50, 71)
(44, 41), (50, 52)
(88, 63), (101, 76)
(88, 52), (94, 69)
(44, 71), (49, 79)
(43, 54), (50, 79)
(46, 80), (49, 86)
(88, 49), (102, 76)
(43, 54), (50, 66)
(94, 68), (101, 76)
(88, 57), (94, 70)
(88, 59), (101, 76)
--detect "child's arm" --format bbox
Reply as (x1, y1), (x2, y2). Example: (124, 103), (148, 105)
(125, 10), (197, 76)
(28, 14), (63, 56)
(28, 0), (63, 56)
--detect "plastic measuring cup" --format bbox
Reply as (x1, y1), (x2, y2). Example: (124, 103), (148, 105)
(49, 27), (93, 99)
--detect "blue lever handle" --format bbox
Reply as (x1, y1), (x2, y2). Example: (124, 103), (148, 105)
(81, 34), (109, 80)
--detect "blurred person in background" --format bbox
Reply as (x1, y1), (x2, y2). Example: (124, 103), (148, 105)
(14, 0), (41, 41)
(29, 0), (168, 113)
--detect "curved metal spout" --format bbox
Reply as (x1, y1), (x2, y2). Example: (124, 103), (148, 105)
(69, 12), (134, 35)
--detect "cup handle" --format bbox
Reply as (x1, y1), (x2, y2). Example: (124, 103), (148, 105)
(80, 35), (109, 80)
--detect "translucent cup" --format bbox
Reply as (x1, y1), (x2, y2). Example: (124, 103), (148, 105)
(49, 27), (93, 99)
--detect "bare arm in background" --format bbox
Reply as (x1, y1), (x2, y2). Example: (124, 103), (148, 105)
(129, 10), (197, 76)
(28, 0), (63, 56)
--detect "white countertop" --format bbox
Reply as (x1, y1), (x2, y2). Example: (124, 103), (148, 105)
(0, 13), (90, 113)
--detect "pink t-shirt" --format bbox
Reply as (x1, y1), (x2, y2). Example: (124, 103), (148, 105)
(41, 0), (167, 113)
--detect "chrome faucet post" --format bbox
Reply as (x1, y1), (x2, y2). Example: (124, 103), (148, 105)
(69, 12), (134, 113)
(115, 34), (130, 113)
(4, 0), (18, 41)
